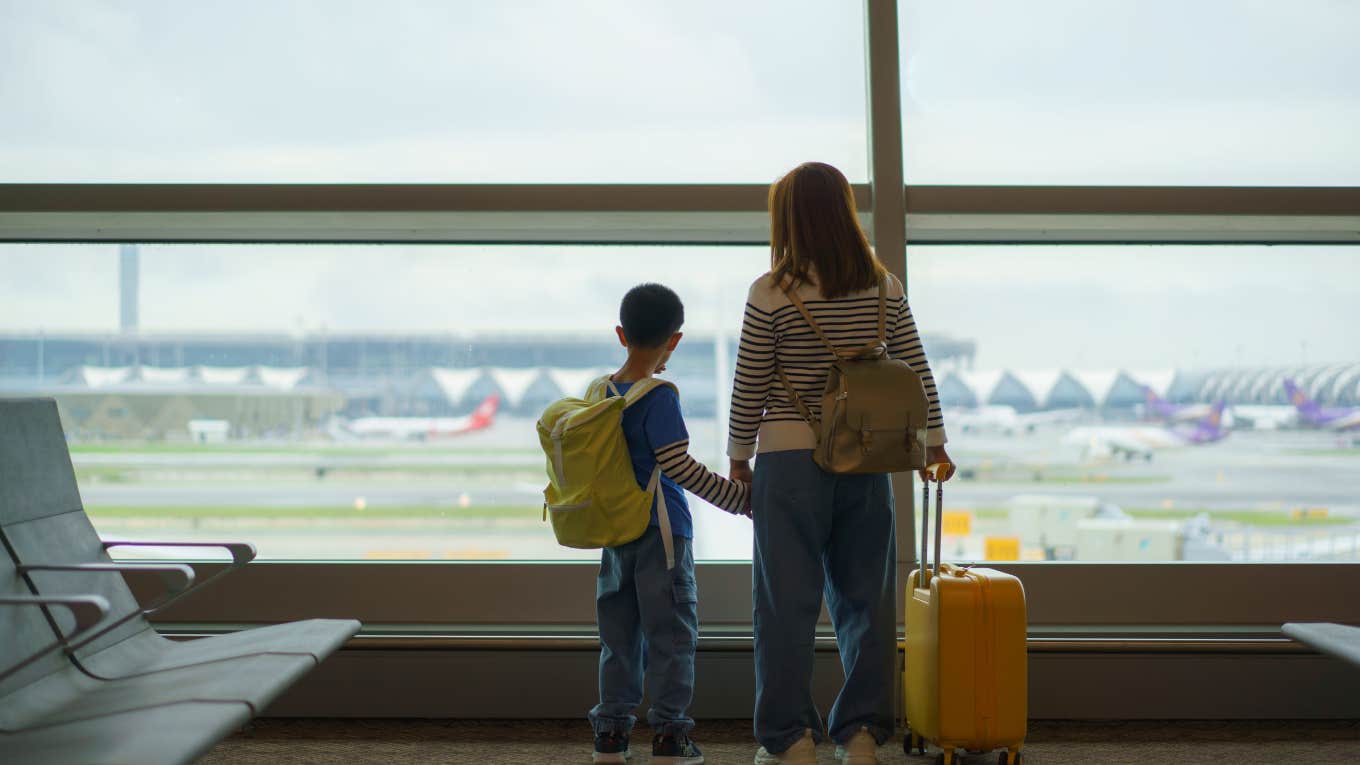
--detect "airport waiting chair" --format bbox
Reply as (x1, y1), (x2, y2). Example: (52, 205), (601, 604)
(0, 397), (362, 763)
(0, 397), (360, 680)
(0, 540), (292, 765)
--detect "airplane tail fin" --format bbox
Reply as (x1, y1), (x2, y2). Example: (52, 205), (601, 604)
(1143, 385), (1173, 417)
(466, 394), (500, 431)
(1196, 400), (1228, 441)
(1283, 378), (1323, 419)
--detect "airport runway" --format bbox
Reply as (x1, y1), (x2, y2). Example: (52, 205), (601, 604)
(79, 418), (1360, 561)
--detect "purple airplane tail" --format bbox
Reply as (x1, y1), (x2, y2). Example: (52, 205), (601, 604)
(1143, 386), (1180, 419)
(1283, 379), (1326, 425)
(1187, 401), (1229, 443)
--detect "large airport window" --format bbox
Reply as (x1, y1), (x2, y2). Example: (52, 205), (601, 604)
(0, 243), (768, 561)
(899, 0), (1360, 185)
(1, 1), (867, 183)
(908, 244), (1360, 564)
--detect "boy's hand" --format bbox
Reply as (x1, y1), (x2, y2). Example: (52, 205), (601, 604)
(729, 459), (754, 519)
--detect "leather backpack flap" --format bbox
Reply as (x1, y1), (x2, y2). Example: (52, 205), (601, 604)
(838, 358), (928, 434)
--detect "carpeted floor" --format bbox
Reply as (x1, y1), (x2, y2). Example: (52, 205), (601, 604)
(199, 718), (1360, 764)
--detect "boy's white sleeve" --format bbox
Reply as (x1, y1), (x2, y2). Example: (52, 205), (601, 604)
(654, 439), (750, 515)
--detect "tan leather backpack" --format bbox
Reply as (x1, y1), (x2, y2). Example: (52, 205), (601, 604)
(775, 277), (930, 474)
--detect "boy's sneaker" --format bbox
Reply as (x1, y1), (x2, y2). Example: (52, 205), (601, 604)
(754, 729), (817, 764)
(592, 731), (631, 763)
(834, 726), (878, 764)
(652, 732), (704, 765)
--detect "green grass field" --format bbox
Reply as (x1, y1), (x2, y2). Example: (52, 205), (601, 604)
(950, 507), (1349, 528)
(69, 443), (541, 458)
(85, 504), (540, 521)
(961, 470), (1172, 486)
(1123, 508), (1350, 527)
(1285, 448), (1360, 458)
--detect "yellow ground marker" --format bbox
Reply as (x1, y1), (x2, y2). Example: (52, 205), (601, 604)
(985, 537), (1022, 561)
(941, 510), (972, 536)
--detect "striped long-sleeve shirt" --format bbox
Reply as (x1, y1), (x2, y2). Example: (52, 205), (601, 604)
(655, 439), (749, 515)
(726, 271), (947, 460)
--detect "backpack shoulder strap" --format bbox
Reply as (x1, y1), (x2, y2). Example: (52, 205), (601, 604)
(621, 377), (677, 408)
(876, 275), (888, 344)
(780, 278), (839, 356)
(584, 375), (614, 402)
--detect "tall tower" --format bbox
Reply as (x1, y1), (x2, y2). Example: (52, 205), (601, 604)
(119, 244), (139, 333)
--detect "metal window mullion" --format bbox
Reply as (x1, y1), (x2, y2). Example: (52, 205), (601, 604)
(863, 0), (917, 626)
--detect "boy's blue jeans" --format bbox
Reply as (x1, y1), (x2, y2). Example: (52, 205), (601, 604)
(752, 450), (897, 754)
(589, 525), (698, 738)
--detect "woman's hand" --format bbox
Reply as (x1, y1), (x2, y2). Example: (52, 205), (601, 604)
(919, 445), (955, 482)
(729, 458), (753, 485)
(729, 459), (754, 518)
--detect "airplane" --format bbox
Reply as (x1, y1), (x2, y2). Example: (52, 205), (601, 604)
(1139, 387), (1213, 424)
(1142, 386), (1294, 431)
(1283, 379), (1360, 432)
(1229, 404), (1296, 431)
(949, 405), (1085, 436)
(1064, 401), (1228, 462)
(333, 395), (501, 441)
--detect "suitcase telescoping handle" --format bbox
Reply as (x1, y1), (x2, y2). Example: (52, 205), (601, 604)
(918, 463), (949, 588)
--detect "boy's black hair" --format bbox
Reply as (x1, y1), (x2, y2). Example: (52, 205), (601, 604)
(619, 283), (685, 348)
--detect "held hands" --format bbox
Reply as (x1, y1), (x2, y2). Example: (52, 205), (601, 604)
(919, 445), (955, 482)
(729, 459), (754, 518)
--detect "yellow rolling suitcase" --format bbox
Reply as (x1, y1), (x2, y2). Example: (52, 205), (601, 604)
(904, 472), (1027, 765)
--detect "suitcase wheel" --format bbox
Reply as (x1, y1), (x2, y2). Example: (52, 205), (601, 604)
(903, 730), (927, 757)
(999, 751), (1023, 765)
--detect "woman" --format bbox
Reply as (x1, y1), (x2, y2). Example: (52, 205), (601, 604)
(727, 162), (952, 765)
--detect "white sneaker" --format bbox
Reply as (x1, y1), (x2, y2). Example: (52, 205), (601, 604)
(754, 729), (817, 765)
(834, 726), (877, 765)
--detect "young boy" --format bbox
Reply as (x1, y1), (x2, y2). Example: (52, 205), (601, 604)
(590, 283), (751, 765)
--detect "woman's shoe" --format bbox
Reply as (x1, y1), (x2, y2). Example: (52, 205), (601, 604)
(834, 726), (878, 764)
(753, 729), (817, 764)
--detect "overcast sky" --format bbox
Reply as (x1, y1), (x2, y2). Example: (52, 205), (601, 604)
(2, 0), (1356, 183)
(2, 2), (1357, 370)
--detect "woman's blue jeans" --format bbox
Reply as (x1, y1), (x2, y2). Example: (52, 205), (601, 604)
(752, 450), (897, 753)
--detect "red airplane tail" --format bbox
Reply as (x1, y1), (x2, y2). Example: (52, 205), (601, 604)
(466, 394), (500, 431)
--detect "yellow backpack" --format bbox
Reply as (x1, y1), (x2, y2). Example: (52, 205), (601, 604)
(538, 375), (680, 568)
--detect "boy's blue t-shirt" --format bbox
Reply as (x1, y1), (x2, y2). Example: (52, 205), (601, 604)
(608, 381), (692, 539)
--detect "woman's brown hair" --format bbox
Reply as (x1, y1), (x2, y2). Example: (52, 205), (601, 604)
(768, 161), (886, 299)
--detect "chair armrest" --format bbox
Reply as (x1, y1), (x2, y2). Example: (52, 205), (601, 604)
(102, 540), (256, 567)
(0, 594), (111, 683)
(18, 562), (195, 651)
(99, 541), (256, 615)
(19, 562), (196, 602)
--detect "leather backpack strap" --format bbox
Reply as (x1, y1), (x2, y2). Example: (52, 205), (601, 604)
(781, 279), (840, 357)
(774, 359), (819, 427)
(876, 275), (888, 344)
(775, 278), (830, 428)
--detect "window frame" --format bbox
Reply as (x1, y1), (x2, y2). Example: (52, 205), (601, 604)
(3, 0), (1358, 634)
